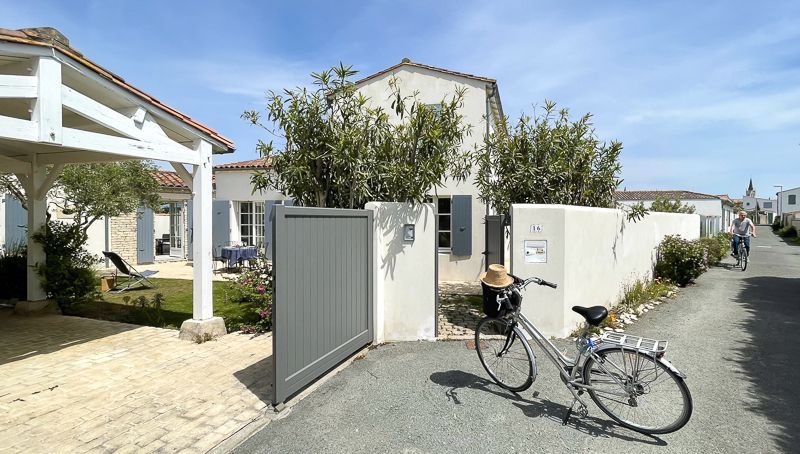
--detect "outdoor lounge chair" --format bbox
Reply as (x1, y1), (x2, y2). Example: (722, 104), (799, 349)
(102, 251), (158, 293)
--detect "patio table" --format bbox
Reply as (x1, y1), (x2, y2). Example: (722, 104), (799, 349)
(221, 246), (258, 268)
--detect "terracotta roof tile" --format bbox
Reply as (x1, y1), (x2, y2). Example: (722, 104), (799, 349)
(213, 157), (272, 170)
(0, 27), (235, 153)
(153, 171), (215, 190)
(614, 190), (722, 201)
(354, 59), (497, 87)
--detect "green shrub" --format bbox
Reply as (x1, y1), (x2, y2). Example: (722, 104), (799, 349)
(772, 218), (782, 231)
(32, 222), (99, 309)
(698, 236), (725, 266)
(655, 235), (706, 287)
(0, 243), (27, 300)
(777, 225), (798, 238)
(223, 255), (272, 333)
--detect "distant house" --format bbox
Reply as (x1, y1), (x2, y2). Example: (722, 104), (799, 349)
(615, 190), (734, 236)
(742, 179), (777, 224)
(776, 185), (800, 226)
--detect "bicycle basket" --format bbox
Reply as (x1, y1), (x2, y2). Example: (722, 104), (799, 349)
(481, 283), (519, 317)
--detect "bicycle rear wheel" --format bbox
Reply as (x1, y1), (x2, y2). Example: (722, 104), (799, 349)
(475, 317), (535, 392)
(583, 347), (692, 434)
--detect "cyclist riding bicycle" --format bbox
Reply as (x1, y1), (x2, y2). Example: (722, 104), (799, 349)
(729, 210), (756, 257)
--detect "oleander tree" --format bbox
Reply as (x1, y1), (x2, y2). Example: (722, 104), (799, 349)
(242, 63), (472, 208)
(474, 100), (624, 215)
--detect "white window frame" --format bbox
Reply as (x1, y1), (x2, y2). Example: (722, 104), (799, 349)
(428, 196), (452, 253)
(238, 201), (265, 247)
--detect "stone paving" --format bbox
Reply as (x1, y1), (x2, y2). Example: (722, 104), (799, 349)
(0, 309), (274, 453)
(437, 281), (483, 340)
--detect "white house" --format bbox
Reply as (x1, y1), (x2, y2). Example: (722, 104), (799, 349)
(776, 185), (800, 216)
(615, 190), (735, 236)
(742, 179), (777, 224)
(354, 59), (504, 281)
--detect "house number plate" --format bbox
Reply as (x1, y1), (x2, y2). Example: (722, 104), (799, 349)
(530, 224), (543, 233)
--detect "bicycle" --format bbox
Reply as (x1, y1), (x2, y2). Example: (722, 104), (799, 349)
(733, 233), (749, 271)
(475, 275), (693, 435)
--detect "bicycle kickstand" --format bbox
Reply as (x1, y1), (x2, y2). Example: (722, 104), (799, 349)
(562, 398), (588, 426)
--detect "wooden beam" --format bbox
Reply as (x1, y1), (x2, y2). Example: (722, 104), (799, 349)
(170, 162), (194, 191)
(0, 115), (39, 143)
(13, 173), (29, 191)
(62, 85), (145, 141)
(61, 127), (202, 164)
(0, 75), (37, 99)
(0, 153), (30, 174)
(32, 57), (62, 145)
(36, 163), (64, 199)
(37, 150), (133, 165)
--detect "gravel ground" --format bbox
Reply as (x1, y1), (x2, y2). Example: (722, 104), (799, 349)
(236, 226), (800, 453)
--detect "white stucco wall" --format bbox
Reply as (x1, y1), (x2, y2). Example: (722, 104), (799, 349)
(358, 67), (493, 282)
(213, 170), (287, 202)
(778, 187), (800, 216)
(367, 202), (437, 343)
(511, 204), (699, 338)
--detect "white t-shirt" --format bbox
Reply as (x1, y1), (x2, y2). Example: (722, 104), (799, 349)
(731, 218), (754, 236)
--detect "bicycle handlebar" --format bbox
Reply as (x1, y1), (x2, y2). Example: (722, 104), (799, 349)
(509, 274), (558, 289)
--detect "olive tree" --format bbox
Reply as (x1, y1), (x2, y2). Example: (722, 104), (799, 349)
(243, 64), (471, 208)
(649, 197), (696, 214)
(474, 100), (623, 215)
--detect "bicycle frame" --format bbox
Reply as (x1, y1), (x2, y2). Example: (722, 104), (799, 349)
(506, 309), (651, 406)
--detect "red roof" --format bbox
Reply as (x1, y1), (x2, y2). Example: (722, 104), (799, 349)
(614, 190), (722, 201)
(0, 27), (235, 153)
(354, 59), (497, 86)
(214, 157), (272, 170)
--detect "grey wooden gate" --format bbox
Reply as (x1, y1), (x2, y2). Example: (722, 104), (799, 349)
(484, 215), (505, 270)
(136, 207), (155, 264)
(272, 205), (374, 406)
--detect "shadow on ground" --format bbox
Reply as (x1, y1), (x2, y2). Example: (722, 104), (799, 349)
(733, 276), (800, 453)
(234, 354), (274, 404)
(0, 310), (138, 365)
(429, 369), (665, 446)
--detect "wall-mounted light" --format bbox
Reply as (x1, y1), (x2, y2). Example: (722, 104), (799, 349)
(403, 224), (415, 242)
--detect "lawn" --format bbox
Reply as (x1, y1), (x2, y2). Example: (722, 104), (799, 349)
(65, 278), (260, 330)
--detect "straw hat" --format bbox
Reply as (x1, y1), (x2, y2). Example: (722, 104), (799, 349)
(480, 264), (514, 288)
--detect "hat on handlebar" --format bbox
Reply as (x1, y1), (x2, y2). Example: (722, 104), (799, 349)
(480, 264), (514, 288)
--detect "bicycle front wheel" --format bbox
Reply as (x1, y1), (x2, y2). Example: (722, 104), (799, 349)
(583, 348), (692, 434)
(740, 247), (748, 271)
(475, 317), (535, 392)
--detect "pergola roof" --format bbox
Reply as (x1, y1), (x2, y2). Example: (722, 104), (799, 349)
(0, 27), (234, 153)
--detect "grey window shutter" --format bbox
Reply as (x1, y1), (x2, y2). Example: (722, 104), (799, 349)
(212, 200), (230, 254)
(451, 195), (472, 256)
(4, 193), (27, 248)
(187, 200), (193, 259)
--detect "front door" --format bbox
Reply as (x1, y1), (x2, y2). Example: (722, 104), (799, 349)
(169, 202), (183, 257)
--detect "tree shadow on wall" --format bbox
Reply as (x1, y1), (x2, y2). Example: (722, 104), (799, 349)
(732, 276), (800, 452)
(372, 202), (433, 281)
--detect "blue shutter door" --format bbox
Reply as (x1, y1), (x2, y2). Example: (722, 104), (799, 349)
(136, 207), (155, 264)
(187, 200), (193, 259)
(451, 195), (472, 256)
(264, 200), (281, 260)
(212, 200), (230, 255)
(4, 194), (27, 249)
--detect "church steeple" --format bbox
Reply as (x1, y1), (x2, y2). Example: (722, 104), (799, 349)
(746, 179), (755, 197)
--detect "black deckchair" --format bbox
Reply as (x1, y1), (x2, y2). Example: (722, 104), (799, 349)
(102, 251), (158, 293)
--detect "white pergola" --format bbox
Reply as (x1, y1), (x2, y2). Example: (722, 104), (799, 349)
(0, 28), (234, 337)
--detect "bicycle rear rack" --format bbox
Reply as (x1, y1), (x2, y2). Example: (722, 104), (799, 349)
(600, 332), (668, 354)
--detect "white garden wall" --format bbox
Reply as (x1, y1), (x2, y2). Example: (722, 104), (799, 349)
(367, 202), (437, 343)
(511, 204), (699, 338)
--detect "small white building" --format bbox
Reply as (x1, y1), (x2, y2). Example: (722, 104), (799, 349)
(615, 190), (735, 236)
(776, 185), (800, 227)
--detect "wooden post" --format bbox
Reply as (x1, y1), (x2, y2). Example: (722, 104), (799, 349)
(192, 140), (213, 320)
(26, 155), (47, 301)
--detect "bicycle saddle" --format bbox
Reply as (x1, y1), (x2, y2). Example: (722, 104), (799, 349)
(572, 306), (608, 326)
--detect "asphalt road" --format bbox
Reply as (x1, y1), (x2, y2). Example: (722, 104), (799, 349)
(236, 226), (800, 453)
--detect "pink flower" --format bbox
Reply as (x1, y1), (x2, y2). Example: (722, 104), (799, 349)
(257, 285), (266, 294)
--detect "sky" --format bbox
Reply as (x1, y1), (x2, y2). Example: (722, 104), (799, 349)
(3, 0), (799, 199)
